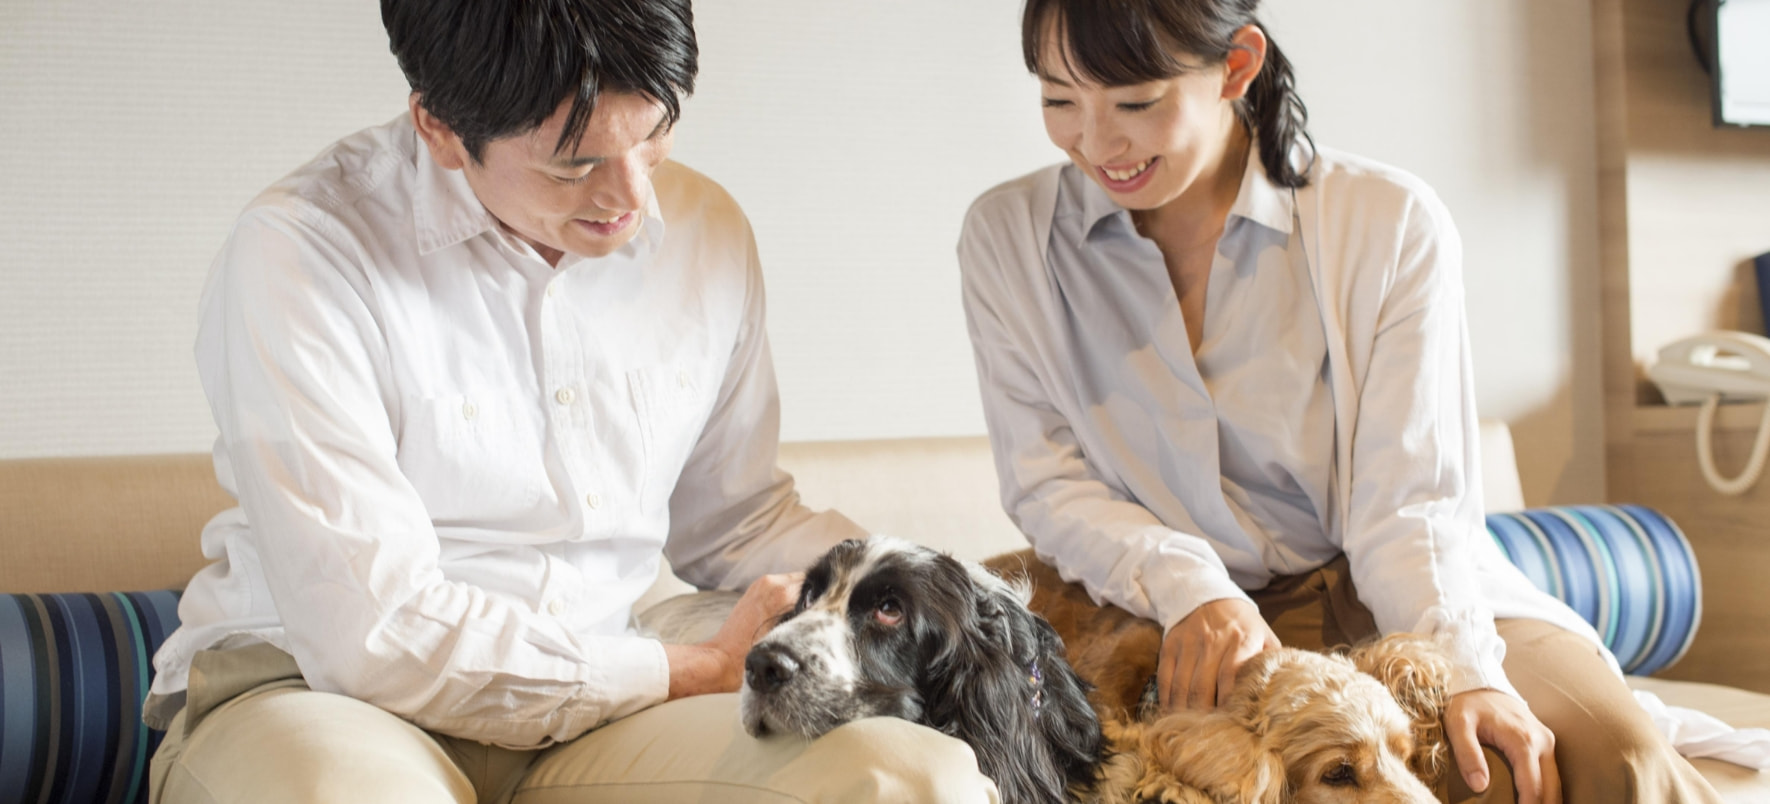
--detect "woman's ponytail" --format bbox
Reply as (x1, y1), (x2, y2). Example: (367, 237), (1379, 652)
(1239, 34), (1314, 189)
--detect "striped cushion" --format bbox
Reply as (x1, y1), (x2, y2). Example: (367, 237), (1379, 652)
(1487, 505), (1701, 676)
(0, 591), (181, 804)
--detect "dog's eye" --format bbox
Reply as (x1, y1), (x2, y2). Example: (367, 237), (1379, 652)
(873, 598), (904, 626)
(1320, 762), (1358, 787)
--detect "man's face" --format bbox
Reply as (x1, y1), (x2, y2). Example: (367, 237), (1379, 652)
(414, 91), (675, 263)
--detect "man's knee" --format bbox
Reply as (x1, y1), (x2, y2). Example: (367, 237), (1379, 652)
(156, 687), (474, 804)
(799, 717), (999, 804)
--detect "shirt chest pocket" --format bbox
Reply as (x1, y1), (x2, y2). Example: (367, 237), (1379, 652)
(626, 362), (714, 500)
(399, 390), (550, 522)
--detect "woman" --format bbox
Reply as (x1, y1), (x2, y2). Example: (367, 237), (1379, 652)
(956, 1), (1720, 801)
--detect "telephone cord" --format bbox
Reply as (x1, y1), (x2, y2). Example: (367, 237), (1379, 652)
(1695, 393), (1770, 496)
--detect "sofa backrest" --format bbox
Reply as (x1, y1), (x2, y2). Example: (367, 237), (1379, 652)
(0, 423), (1529, 595)
(0, 453), (229, 593)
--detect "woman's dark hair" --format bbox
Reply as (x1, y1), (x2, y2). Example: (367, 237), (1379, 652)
(382, 0), (698, 162)
(1023, 0), (1313, 188)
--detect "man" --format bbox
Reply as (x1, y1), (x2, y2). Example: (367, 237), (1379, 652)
(144, 1), (997, 801)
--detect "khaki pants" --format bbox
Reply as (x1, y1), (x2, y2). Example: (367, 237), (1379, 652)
(148, 643), (999, 804)
(1252, 557), (1723, 803)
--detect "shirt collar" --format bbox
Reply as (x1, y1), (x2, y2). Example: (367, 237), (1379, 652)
(412, 127), (502, 256)
(1225, 145), (1295, 235)
(1079, 141), (1296, 239)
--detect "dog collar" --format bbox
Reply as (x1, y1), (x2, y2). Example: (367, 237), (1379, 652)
(1029, 659), (1045, 717)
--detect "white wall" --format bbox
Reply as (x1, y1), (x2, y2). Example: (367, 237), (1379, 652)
(0, 1), (1603, 505)
(1257, 0), (1605, 503)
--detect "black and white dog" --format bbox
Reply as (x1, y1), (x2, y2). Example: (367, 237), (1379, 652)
(739, 536), (1102, 804)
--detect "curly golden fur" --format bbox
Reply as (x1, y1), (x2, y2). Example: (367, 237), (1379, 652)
(982, 550), (1453, 803)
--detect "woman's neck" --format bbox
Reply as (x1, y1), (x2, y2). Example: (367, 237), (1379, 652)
(1132, 122), (1251, 256)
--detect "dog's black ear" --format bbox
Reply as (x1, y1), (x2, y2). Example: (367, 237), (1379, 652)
(919, 557), (1102, 804)
(1022, 605), (1105, 800)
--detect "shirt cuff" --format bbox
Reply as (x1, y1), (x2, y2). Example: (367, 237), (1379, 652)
(1144, 555), (1257, 633)
(578, 636), (671, 728)
(1412, 605), (1522, 702)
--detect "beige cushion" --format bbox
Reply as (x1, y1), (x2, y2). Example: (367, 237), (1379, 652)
(1479, 420), (1528, 513)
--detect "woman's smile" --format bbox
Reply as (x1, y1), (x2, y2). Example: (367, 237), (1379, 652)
(1096, 156), (1160, 194)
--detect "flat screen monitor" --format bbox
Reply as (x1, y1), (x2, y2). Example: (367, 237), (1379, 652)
(1712, 0), (1770, 128)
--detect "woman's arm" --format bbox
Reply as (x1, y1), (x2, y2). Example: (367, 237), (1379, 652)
(1335, 184), (1511, 698)
(1334, 183), (1559, 803)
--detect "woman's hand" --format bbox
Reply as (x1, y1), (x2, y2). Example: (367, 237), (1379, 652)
(663, 572), (803, 699)
(1158, 597), (1281, 710)
(1444, 689), (1562, 804)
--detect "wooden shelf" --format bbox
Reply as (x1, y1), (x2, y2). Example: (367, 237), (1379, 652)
(1631, 402), (1770, 435)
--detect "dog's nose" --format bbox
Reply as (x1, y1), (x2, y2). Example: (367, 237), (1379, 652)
(745, 645), (800, 694)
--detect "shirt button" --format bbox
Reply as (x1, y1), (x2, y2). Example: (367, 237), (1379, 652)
(461, 402), (478, 420)
(676, 370), (690, 388)
(584, 492), (601, 510)
(555, 387), (575, 405)
(547, 599), (565, 616)
(545, 284), (557, 298)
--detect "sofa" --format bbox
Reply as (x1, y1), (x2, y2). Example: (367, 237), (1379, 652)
(3, 423), (1767, 802)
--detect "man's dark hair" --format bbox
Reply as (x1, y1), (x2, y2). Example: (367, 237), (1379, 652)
(382, 0), (698, 162)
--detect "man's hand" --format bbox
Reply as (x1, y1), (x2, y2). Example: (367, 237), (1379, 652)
(662, 572), (802, 700)
(1158, 598), (1281, 710)
(1445, 689), (1561, 804)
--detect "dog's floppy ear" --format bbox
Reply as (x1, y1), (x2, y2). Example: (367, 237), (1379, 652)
(1020, 599), (1105, 800)
(1347, 633), (1454, 785)
(1138, 710), (1287, 804)
(1094, 719), (1150, 804)
(920, 556), (1102, 804)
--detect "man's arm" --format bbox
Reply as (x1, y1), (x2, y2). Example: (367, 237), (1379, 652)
(660, 212), (867, 590)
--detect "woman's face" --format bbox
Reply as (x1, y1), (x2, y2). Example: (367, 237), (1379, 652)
(1037, 29), (1252, 212)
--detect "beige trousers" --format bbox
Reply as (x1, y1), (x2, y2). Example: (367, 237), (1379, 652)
(1251, 557), (1723, 803)
(148, 643), (999, 804)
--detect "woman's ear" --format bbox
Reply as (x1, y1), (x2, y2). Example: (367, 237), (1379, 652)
(408, 93), (471, 171)
(1221, 24), (1269, 102)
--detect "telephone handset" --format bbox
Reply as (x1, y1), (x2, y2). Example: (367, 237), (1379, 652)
(1646, 331), (1770, 495)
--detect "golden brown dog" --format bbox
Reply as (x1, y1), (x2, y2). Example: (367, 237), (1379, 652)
(982, 550), (1452, 803)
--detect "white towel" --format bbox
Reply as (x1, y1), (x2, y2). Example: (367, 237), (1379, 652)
(1635, 690), (1770, 770)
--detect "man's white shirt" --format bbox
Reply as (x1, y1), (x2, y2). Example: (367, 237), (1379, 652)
(148, 114), (865, 748)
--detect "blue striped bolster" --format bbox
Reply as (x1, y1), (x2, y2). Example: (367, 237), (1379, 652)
(1485, 506), (1700, 676)
(0, 591), (182, 804)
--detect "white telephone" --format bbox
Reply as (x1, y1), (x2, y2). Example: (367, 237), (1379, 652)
(1646, 331), (1770, 495)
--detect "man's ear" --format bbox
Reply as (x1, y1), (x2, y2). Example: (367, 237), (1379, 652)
(1221, 24), (1268, 102)
(409, 93), (470, 171)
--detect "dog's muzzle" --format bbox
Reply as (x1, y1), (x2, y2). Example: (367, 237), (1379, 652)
(744, 644), (801, 694)
(738, 611), (862, 738)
